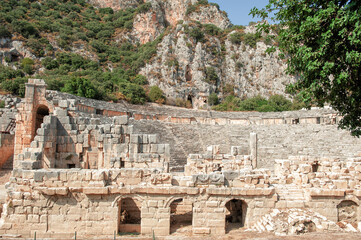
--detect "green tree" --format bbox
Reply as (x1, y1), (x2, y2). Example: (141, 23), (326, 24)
(62, 77), (101, 99)
(251, 1), (361, 136)
(267, 95), (292, 112)
(119, 83), (146, 104)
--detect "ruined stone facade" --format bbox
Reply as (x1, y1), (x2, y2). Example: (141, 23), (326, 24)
(1, 80), (361, 238)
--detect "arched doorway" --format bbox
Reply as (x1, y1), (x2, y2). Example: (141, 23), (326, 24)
(118, 198), (141, 234)
(33, 105), (49, 141)
(170, 198), (193, 234)
(337, 200), (358, 224)
(225, 199), (247, 233)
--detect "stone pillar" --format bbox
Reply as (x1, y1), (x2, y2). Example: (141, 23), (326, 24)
(13, 79), (50, 167)
(250, 133), (257, 169)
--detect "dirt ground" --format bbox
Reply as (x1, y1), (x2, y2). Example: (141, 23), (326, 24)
(2, 227), (361, 240)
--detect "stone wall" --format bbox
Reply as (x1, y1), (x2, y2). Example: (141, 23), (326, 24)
(132, 119), (361, 170)
(1, 80), (361, 238)
(1, 167), (275, 237)
(45, 91), (361, 171)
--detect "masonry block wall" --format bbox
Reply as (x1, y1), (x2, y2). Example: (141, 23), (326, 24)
(1, 79), (361, 238)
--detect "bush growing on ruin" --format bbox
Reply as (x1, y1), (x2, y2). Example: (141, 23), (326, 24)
(148, 86), (166, 104)
(0, 100), (5, 108)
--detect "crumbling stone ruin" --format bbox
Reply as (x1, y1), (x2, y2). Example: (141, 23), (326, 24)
(0, 79), (361, 238)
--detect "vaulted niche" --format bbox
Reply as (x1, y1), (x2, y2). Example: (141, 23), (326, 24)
(33, 105), (49, 141)
(170, 198), (193, 234)
(225, 199), (247, 233)
(118, 198), (141, 234)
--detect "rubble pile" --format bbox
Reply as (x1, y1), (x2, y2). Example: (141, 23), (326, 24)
(250, 209), (359, 235)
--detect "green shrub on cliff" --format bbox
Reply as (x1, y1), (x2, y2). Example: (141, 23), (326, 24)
(148, 86), (166, 104)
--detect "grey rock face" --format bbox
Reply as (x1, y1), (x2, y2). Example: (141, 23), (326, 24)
(141, 25), (294, 108)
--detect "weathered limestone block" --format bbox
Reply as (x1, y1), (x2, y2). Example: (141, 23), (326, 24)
(83, 187), (109, 195)
(192, 174), (224, 186)
(333, 180), (348, 189)
(193, 228), (211, 234)
(310, 188), (345, 197)
(113, 115), (128, 125)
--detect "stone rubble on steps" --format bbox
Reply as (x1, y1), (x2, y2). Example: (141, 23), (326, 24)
(250, 208), (359, 235)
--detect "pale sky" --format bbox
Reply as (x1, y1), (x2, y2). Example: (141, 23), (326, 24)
(209, 0), (270, 26)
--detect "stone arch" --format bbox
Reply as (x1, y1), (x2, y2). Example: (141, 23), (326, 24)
(32, 104), (50, 141)
(337, 200), (358, 223)
(112, 195), (144, 208)
(118, 197), (142, 234)
(224, 199), (248, 233)
(164, 196), (184, 208)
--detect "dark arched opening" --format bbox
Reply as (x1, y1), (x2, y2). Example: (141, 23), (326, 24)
(170, 198), (193, 234)
(34, 105), (49, 140)
(187, 95), (193, 108)
(118, 198), (141, 234)
(225, 199), (247, 233)
(337, 200), (358, 224)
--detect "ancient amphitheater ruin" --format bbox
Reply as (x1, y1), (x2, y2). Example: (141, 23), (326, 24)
(1, 79), (361, 238)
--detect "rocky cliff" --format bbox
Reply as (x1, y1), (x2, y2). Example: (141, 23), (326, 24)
(0, 0), (294, 109)
(111, 0), (292, 107)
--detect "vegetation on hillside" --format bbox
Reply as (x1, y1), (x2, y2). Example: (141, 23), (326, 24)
(0, 0), (301, 114)
(0, 0), (156, 103)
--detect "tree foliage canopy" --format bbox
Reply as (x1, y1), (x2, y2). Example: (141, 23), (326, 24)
(251, 0), (361, 136)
